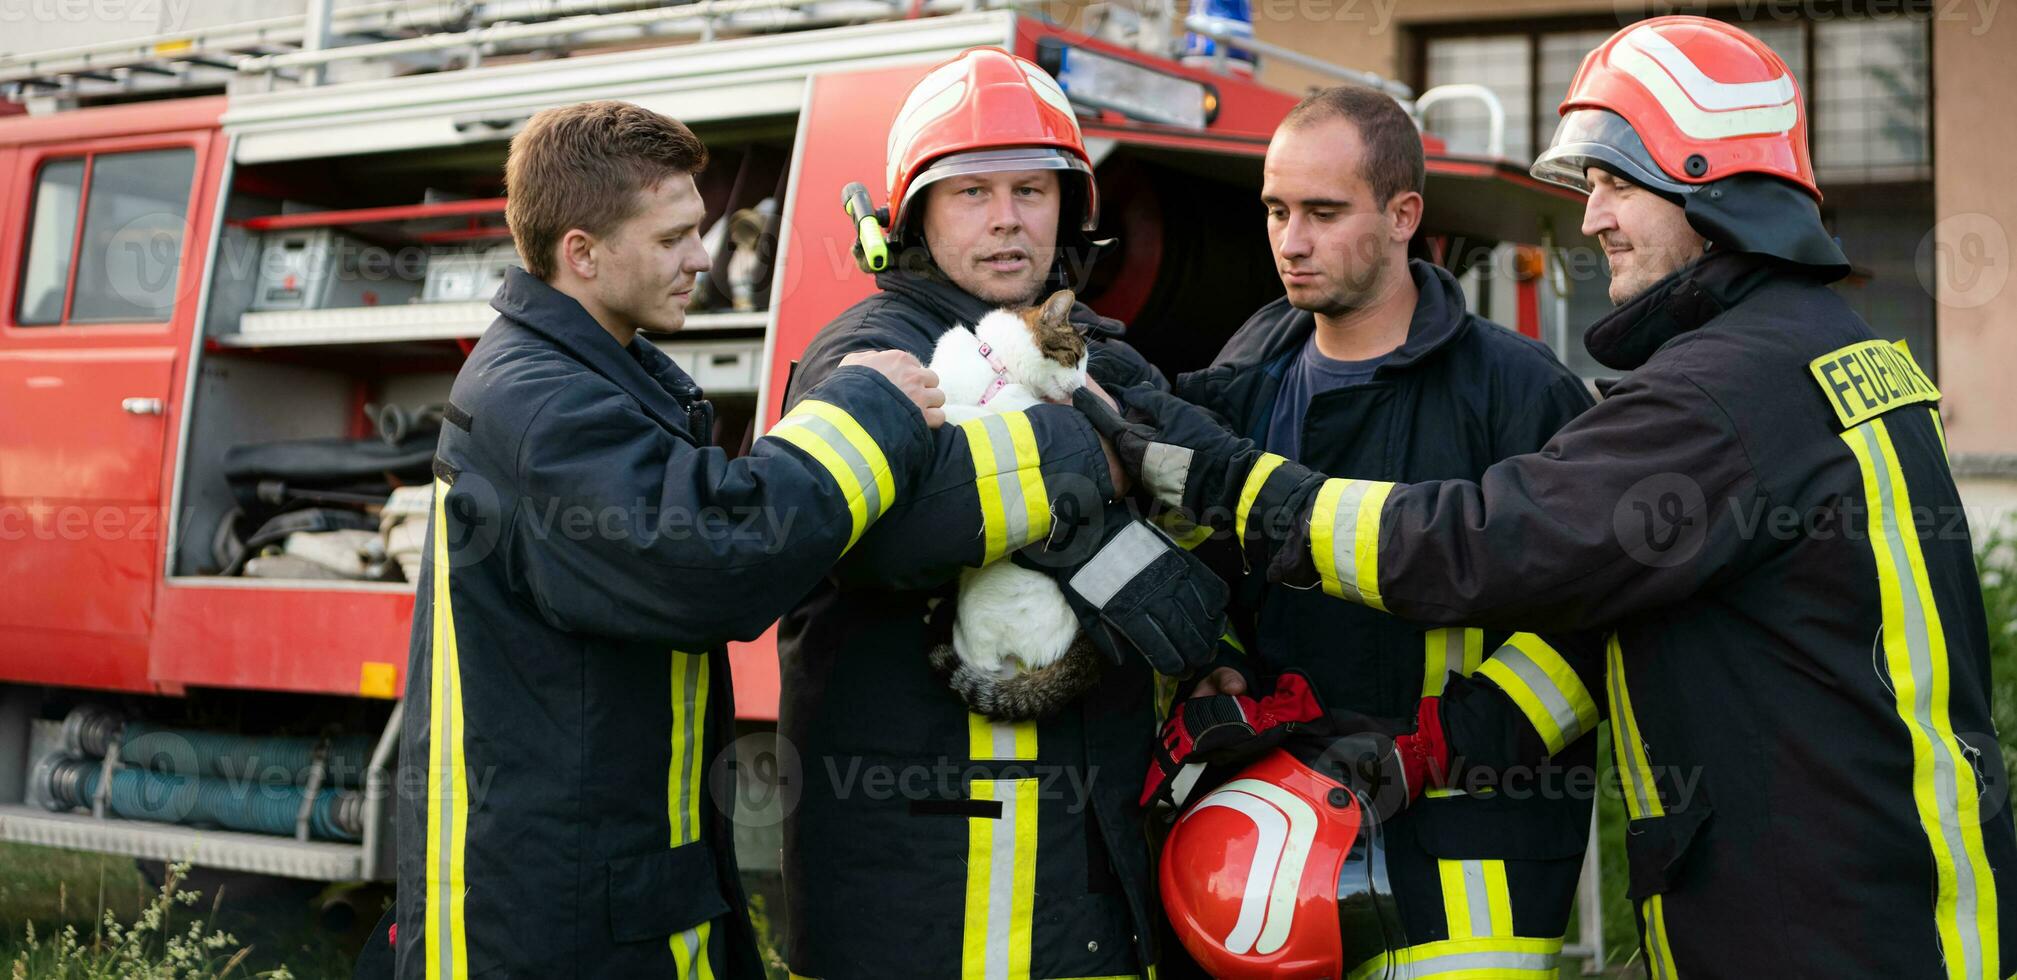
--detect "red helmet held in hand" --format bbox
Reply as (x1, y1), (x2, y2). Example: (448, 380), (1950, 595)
(1160, 747), (1402, 979)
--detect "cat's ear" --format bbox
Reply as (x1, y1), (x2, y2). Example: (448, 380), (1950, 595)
(1038, 289), (1076, 328)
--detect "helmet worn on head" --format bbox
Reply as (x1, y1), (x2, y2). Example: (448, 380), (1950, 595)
(1532, 16), (1818, 201)
(1160, 747), (1402, 980)
(884, 46), (1099, 240)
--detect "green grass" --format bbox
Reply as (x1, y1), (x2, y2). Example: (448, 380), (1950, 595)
(0, 845), (355, 979)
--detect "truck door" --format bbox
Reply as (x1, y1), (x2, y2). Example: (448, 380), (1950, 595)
(0, 130), (213, 689)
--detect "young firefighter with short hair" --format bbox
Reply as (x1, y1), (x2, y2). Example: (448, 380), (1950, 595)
(393, 100), (947, 979)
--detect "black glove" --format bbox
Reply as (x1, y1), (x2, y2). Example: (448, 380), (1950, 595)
(1015, 509), (1228, 676)
(1073, 385), (1267, 520)
(1075, 385), (1324, 568)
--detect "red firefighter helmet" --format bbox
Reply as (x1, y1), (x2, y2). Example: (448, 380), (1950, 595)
(883, 46), (1098, 239)
(1160, 748), (1401, 979)
(1531, 16), (1820, 201)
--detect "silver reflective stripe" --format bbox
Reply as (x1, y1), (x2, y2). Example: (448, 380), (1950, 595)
(676, 926), (705, 976)
(979, 414), (1031, 548)
(1494, 643), (1587, 745)
(678, 654), (702, 843)
(1604, 642), (1655, 819)
(1141, 441), (1194, 510)
(985, 781), (1023, 980)
(435, 646), (457, 980)
(1327, 480), (1380, 604)
(990, 722), (1017, 761)
(1461, 861), (1492, 937)
(1068, 521), (1166, 609)
(1861, 424), (1983, 978)
(1402, 949), (1559, 977)
(784, 413), (885, 522)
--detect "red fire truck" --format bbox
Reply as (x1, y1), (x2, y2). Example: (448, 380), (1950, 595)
(0, 0), (1589, 916)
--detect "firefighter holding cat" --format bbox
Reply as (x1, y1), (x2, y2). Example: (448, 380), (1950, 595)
(776, 47), (1229, 979)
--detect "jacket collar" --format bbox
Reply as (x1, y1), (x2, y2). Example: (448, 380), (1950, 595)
(1581, 249), (1783, 371)
(1215, 259), (1475, 375)
(873, 265), (1129, 341)
(490, 267), (702, 434)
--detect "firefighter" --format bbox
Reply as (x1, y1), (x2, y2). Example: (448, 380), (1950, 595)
(1140, 83), (1600, 978)
(778, 47), (1229, 979)
(1081, 17), (2017, 977)
(391, 101), (956, 979)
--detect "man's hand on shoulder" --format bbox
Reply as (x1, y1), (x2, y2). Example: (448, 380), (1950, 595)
(841, 349), (946, 428)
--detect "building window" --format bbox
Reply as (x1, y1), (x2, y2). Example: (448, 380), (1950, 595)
(1422, 35), (1534, 159)
(14, 147), (196, 327)
(1416, 12), (1935, 377)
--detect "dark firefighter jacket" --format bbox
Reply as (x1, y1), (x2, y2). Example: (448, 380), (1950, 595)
(1233, 250), (2017, 978)
(778, 266), (1171, 980)
(1175, 259), (1603, 971)
(395, 268), (938, 979)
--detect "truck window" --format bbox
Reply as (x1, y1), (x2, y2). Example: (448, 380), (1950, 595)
(14, 147), (197, 326)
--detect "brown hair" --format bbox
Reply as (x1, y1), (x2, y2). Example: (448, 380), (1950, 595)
(1281, 85), (1424, 206)
(504, 100), (708, 280)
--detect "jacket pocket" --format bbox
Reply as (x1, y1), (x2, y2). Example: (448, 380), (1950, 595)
(1622, 806), (1712, 902)
(604, 840), (731, 943)
(1407, 788), (1592, 861)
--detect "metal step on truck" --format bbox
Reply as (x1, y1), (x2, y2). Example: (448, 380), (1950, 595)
(0, 0), (1600, 963)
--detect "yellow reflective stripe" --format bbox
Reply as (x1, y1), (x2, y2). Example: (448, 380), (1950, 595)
(1420, 628), (1481, 697)
(670, 651), (709, 844)
(1347, 935), (1563, 980)
(1605, 635), (1663, 821)
(1439, 859), (1513, 940)
(669, 651), (715, 977)
(1844, 418), (1998, 980)
(1310, 480), (1346, 599)
(1220, 630), (1247, 656)
(426, 479), (470, 980)
(1423, 629), (1456, 697)
(672, 922), (716, 980)
(1235, 452), (1288, 548)
(1352, 482), (1393, 612)
(968, 713), (1038, 761)
(957, 414), (1052, 564)
(1309, 478), (1395, 611)
(1155, 509), (1213, 551)
(767, 399), (896, 550)
(962, 778), (1039, 980)
(1641, 895), (1678, 980)
(1001, 412), (1052, 549)
(1930, 406), (1950, 461)
(1478, 633), (1600, 757)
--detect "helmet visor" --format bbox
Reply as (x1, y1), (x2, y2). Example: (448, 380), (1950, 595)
(900, 147), (1099, 233)
(1531, 108), (1694, 197)
(1334, 787), (1403, 979)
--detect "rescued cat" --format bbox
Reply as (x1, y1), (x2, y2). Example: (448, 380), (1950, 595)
(925, 288), (1104, 721)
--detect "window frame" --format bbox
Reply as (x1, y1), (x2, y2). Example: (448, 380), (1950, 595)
(5, 133), (208, 337)
(1407, 1), (1936, 184)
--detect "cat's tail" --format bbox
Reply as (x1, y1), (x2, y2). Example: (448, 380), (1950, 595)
(928, 635), (1103, 722)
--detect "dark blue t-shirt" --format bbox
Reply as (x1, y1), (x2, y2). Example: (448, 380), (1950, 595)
(1263, 330), (1390, 460)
